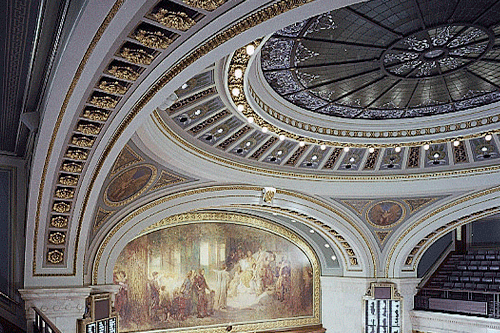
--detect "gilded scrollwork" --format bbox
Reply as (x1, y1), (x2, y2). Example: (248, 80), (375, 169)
(48, 232), (66, 245)
(119, 47), (155, 65)
(51, 216), (68, 228)
(76, 123), (101, 135)
(53, 201), (71, 213)
(65, 148), (88, 161)
(47, 249), (64, 264)
(152, 9), (196, 31)
(183, 0), (226, 11)
(59, 175), (79, 186)
(133, 29), (173, 49)
(61, 161), (83, 173)
(82, 108), (110, 122)
(107, 65), (140, 81)
(98, 80), (128, 94)
(89, 95), (118, 109)
(71, 135), (95, 148)
(55, 188), (75, 199)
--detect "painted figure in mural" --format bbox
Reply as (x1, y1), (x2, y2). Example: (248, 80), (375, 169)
(148, 271), (161, 320)
(179, 271), (193, 320)
(159, 285), (171, 322)
(212, 263), (231, 310)
(114, 271), (129, 322)
(276, 257), (292, 302)
(193, 269), (212, 318)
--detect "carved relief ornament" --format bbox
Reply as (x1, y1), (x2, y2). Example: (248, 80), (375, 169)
(89, 95), (118, 109)
(76, 123), (101, 135)
(152, 9), (196, 31)
(83, 108), (110, 122)
(183, 0), (226, 11)
(98, 80), (128, 94)
(119, 47), (155, 65)
(134, 29), (173, 49)
(107, 65), (140, 81)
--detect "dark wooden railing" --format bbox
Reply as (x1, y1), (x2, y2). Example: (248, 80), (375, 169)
(33, 307), (62, 333)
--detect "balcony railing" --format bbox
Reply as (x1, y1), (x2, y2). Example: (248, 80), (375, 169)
(33, 307), (62, 333)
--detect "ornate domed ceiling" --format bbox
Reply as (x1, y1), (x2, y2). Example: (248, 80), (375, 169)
(260, 0), (500, 120)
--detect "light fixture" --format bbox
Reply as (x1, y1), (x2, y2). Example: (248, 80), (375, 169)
(482, 146), (488, 152)
(343, 147), (350, 152)
(246, 44), (255, 55)
(423, 144), (430, 150)
(217, 128), (224, 133)
(368, 147), (375, 153)
(234, 68), (243, 79)
(237, 104), (244, 112)
(279, 134), (285, 141)
(331, 255), (336, 261)
(277, 150), (283, 155)
(245, 141), (252, 147)
(320, 144), (326, 150)
(433, 152), (440, 159)
(181, 83), (189, 89)
(311, 155), (318, 160)
(349, 157), (355, 163)
(453, 139), (460, 147)
(309, 229), (315, 233)
(247, 117), (254, 123)
(324, 244), (330, 248)
(231, 87), (240, 96)
(299, 141), (305, 147)
(395, 146), (401, 153)
(485, 134), (493, 141)
(262, 126), (268, 133)
(194, 109), (201, 116)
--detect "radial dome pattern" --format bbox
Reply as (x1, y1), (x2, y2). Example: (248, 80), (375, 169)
(260, 0), (500, 120)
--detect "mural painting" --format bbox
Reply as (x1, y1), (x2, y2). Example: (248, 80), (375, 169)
(366, 201), (405, 228)
(113, 222), (314, 332)
(105, 165), (155, 205)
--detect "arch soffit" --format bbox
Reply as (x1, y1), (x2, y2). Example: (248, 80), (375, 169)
(88, 185), (377, 285)
(387, 185), (500, 278)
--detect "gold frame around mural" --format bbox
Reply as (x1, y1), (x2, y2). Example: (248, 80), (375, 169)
(99, 211), (321, 333)
(364, 200), (407, 230)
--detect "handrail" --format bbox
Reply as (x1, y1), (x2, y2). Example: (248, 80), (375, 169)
(417, 241), (454, 289)
(33, 307), (63, 333)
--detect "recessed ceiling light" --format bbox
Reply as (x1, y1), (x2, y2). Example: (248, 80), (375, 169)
(485, 134), (493, 141)
(231, 87), (240, 96)
(234, 68), (243, 79)
(482, 146), (488, 152)
(246, 44), (255, 55)
(368, 147), (375, 153)
(311, 155), (318, 160)
(181, 83), (188, 89)
(309, 229), (315, 233)
(331, 255), (336, 261)
(320, 144), (326, 150)
(453, 140), (460, 147)
(395, 146), (401, 153)
(262, 126), (268, 133)
(433, 152), (440, 158)
(324, 244), (330, 248)
(279, 134), (285, 141)
(247, 117), (254, 123)
(423, 144), (430, 150)
(343, 147), (350, 152)
(237, 104), (244, 112)
(299, 141), (305, 147)
(349, 157), (355, 163)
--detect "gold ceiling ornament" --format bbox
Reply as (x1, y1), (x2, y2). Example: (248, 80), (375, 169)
(152, 9), (196, 31)
(89, 95), (118, 109)
(50, 216), (68, 228)
(98, 80), (128, 95)
(107, 65), (140, 81)
(55, 188), (75, 199)
(82, 108), (110, 122)
(71, 135), (95, 148)
(133, 29), (173, 49)
(262, 187), (276, 203)
(65, 148), (88, 161)
(61, 161), (83, 173)
(47, 249), (64, 264)
(119, 47), (155, 65)
(53, 201), (71, 213)
(76, 122), (101, 135)
(59, 175), (79, 186)
(48, 232), (66, 245)
(183, 0), (226, 11)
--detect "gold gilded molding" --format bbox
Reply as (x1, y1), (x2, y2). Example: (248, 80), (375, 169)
(65, 148), (88, 161)
(107, 65), (140, 81)
(183, 0), (226, 11)
(33, 0), (125, 276)
(51, 216), (69, 228)
(53, 201), (71, 213)
(152, 9), (196, 31)
(48, 231), (66, 245)
(82, 108), (110, 122)
(119, 47), (155, 65)
(59, 174), (79, 186)
(93, 210), (321, 330)
(71, 135), (95, 148)
(89, 95), (118, 109)
(98, 80), (128, 95)
(76, 122), (101, 135)
(55, 187), (75, 199)
(47, 249), (64, 264)
(61, 161), (83, 174)
(133, 29), (173, 49)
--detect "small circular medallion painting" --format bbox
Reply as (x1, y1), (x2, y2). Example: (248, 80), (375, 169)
(105, 165), (156, 206)
(366, 201), (405, 228)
